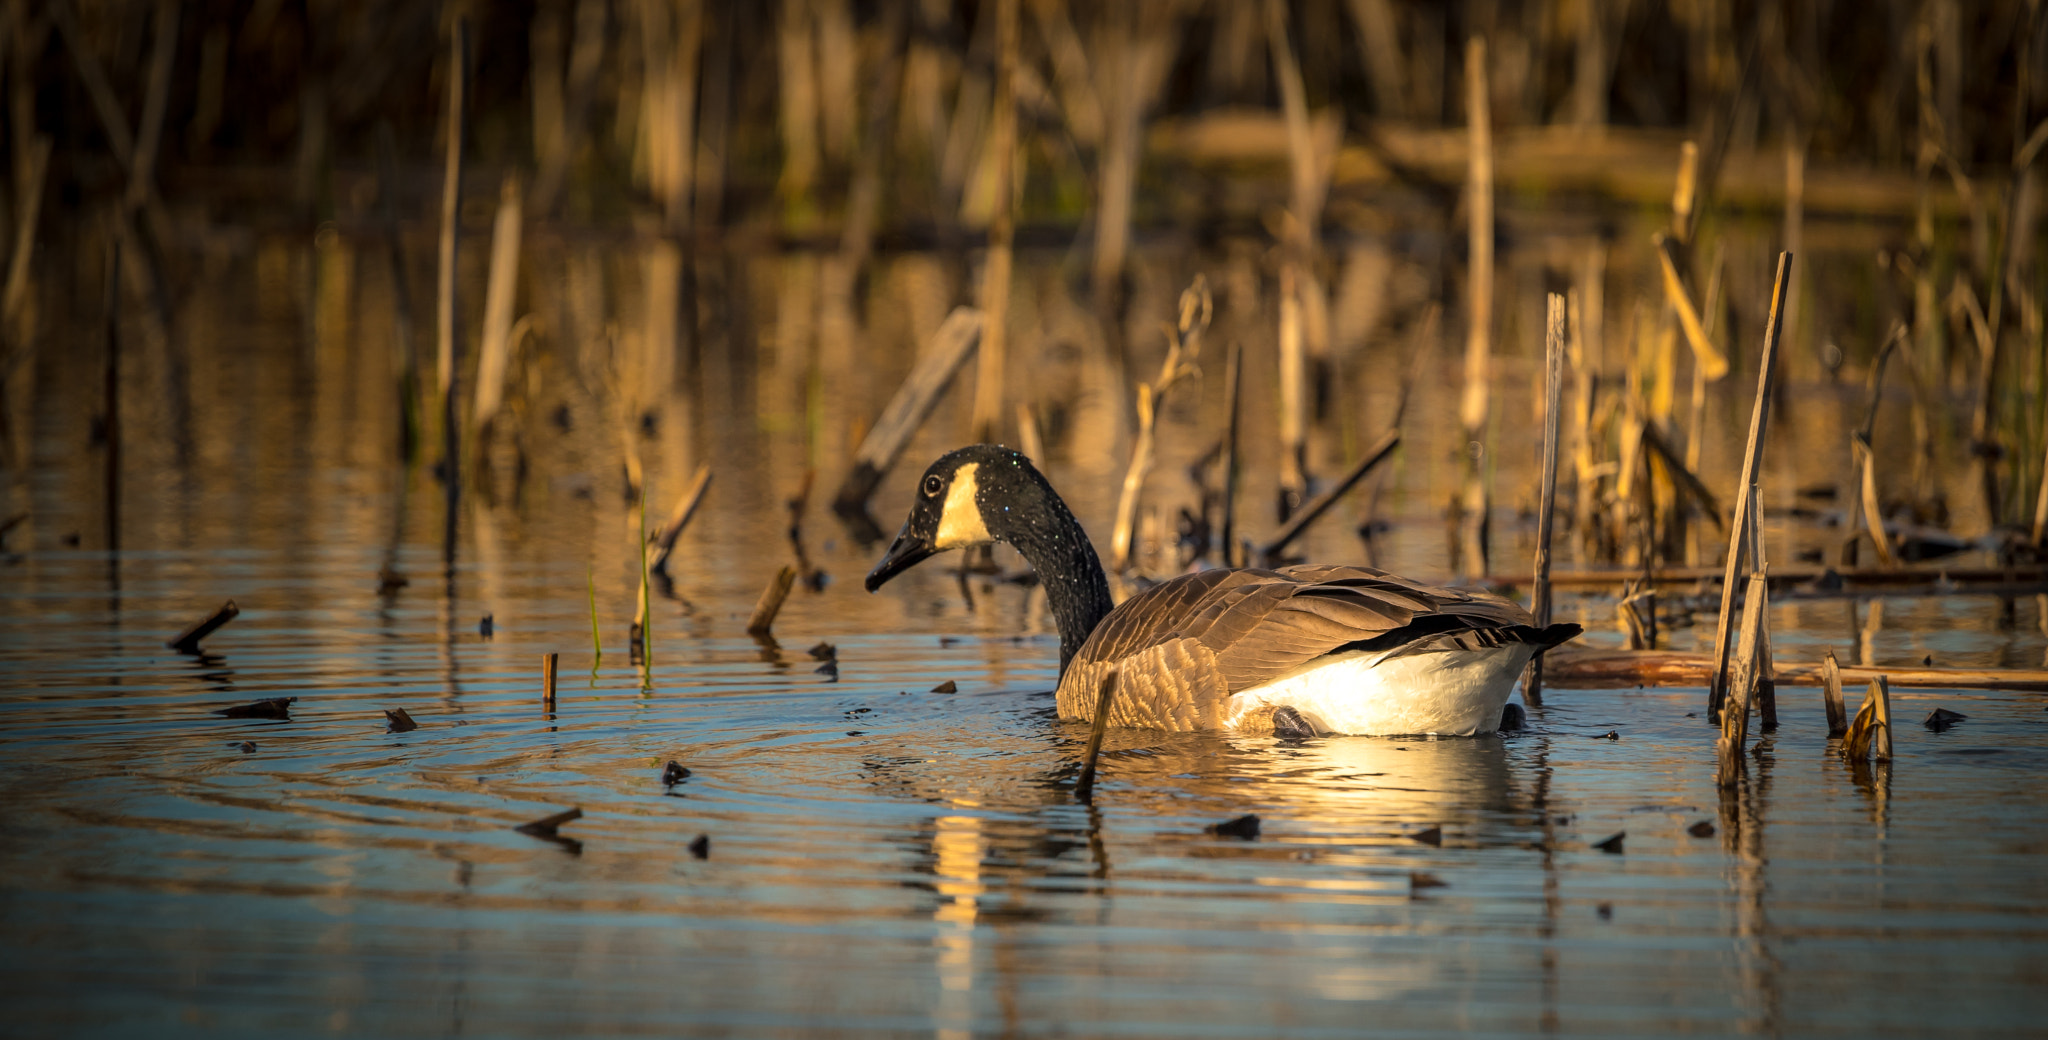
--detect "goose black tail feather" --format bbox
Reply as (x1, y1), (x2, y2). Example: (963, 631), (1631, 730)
(1333, 618), (1584, 663)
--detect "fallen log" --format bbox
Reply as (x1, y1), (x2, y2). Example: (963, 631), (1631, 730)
(1545, 647), (2048, 691)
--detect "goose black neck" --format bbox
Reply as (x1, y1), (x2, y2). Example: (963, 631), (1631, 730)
(996, 484), (1114, 674)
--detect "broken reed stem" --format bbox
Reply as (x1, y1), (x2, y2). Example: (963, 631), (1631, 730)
(1276, 263), (1309, 517)
(374, 124), (420, 462)
(1717, 571), (1767, 788)
(1075, 670), (1119, 802)
(746, 565), (798, 636)
(651, 463), (713, 576)
(1654, 234), (1730, 381)
(1708, 252), (1793, 720)
(1820, 648), (1848, 738)
(1111, 277), (1210, 572)
(124, 0), (176, 214)
(637, 492), (652, 682)
(969, 0), (1017, 444)
(1258, 429), (1400, 565)
(1525, 293), (1567, 707)
(168, 599), (240, 653)
(1457, 35), (1494, 580)
(2, 135), (49, 339)
(472, 173), (524, 440)
(1870, 675), (1892, 761)
(542, 651), (559, 711)
(586, 562), (603, 666)
(437, 18), (470, 563)
(1220, 339), (1243, 567)
(831, 308), (983, 517)
(1016, 403), (1044, 463)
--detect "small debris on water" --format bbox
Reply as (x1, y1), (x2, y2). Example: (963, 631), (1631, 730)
(846, 730), (864, 736)
(479, 614), (494, 639)
(938, 636), (959, 647)
(661, 761), (690, 785)
(515, 807), (581, 839)
(807, 642), (837, 660)
(1498, 703), (1526, 731)
(815, 660), (839, 680)
(1923, 654), (1933, 667)
(1207, 814), (1261, 840)
(213, 697), (295, 719)
(1409, 872), (1448, 891)
(688, 834), (710, 859)
(1597, 902), (1613, 920)
(930, 680), (958, 693)
(1924, 708), (1968, 732)
(1687, 820), (1715, 838)
(1593, 832), (1626, 854)
(1595, 730), (1619, 740)
(232, 741), (256, 753)
(384, 708), (418, 733)
(377, 567), (409, 593)
(1410, 826), (1443, 847)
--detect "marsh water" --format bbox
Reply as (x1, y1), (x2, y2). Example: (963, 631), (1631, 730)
(4, 223), (2048, 1037)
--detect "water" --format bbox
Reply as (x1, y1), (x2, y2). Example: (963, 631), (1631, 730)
(4, 233), (2048, 1036)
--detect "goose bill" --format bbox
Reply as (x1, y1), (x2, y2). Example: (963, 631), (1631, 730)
(865, 527), (940, 592)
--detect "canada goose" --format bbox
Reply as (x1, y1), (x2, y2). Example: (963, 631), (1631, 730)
(864, 445), (1581, 736)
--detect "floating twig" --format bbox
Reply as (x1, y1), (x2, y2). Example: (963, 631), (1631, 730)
(1207, 814), (1260, 840)
(745, 565), (797, 636)
(213, 696), (293, 720)
(168, 599), (240, 653)
(515, 807), (581, 838)
(1074, 670), (1118, 802)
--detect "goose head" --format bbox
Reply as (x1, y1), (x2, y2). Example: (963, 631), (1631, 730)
(864, 445), (1047, 591)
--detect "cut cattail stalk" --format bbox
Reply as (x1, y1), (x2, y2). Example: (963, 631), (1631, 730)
(650, 464), (713, 576)
(543, 652), (559, 711)
(1257, 429), (1400, 566)
(1075, 670), (1119, 803)
(831, 308), (984, 522)
(168, 599), (240, 654)
(746, 565), (798, 636)
(1709, 253), (1793, 720)
(1820, 649), (1848, 738)
(1525, 294), (1567, 706)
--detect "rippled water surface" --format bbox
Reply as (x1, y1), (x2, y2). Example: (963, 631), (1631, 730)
(5, 238), (2048, 1037)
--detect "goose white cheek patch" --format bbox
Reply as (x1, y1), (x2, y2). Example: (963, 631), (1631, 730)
(934, 463), (992, 549)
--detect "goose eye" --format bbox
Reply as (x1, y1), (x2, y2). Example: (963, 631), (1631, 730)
(922, 475), (943, 497)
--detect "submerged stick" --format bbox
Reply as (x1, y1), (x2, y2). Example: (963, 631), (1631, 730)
(746, 565), (798, 636)
(1075, 670), (1119, 802)
(831, 308), (983, 519)
(1708, 252), (1793, 719)
(542, 651), (559, 711)
(1717, 572), (1767, 788)
(1820, 648), (1847, 738)
(1257, 429), (1400, 566)
(168, 599), (240, 653)
(650, 464), (713, 576)
(1525, 294), (1567, 706)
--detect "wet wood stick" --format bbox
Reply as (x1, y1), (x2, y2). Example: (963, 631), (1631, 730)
(1820, 649), (1848, 738)
(168, 600), (240, 653)
(1075, 671), (1119, 802)
(746, 565), (798, 636)
(651, 464), (713, 576)
(1709, 252), (1792, 721)
(831, 308), (983, 517)
(1870, 674), (1892, 761)
(1258, 429), (1400, 566)
(1525, 294), (1566, 706)
(542, 652), (559, 711)
(1717, 572), (1768, 788)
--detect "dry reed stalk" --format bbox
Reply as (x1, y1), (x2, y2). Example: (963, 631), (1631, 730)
(1850, 325), (1906, 566)
(1717, 571), (1768, 788)
(437, 18), (470, 562)
(831, 308), (984, 520)
(747, 565), (798, 636)
(637, 0), (702, 233)
(101, 242), (118, 555)
(1843, 676), (1894, 762)
(1525, 294), (1567, 706)
(1276, 263), (1308, 517)
(1459, 35), (1493, 578)
(373, 125), (419, 462)
(1090, 4), (1171, 297)
(1016, 403), (1044, 464)
(1075, 670), (1119, 802)
(1220, 339), (1243, 567)
(651, 464), (713, 576)
(1653, 235), (1729, 381)
(543, 652), (559, 711)
(1258, 429), (1399, 567)
(473, 174), (525, 440)
(169, 600), (240, 654)
(776, 0), (821, 220)
(970, 0), (1020, 444)
(124, 0), (176, 214)
(1345, 0), (1407, 120)
(1820, 648), (1848, 738)
(533, 0), (606, 213)
(1111, 278), (1209, 572)
(1708, 253), (1793, 721)
(1, 134), (46, 338)
(50, 1), (133, 166)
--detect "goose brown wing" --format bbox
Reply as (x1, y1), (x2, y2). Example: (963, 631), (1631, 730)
(1069, 565), (1545, 697)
